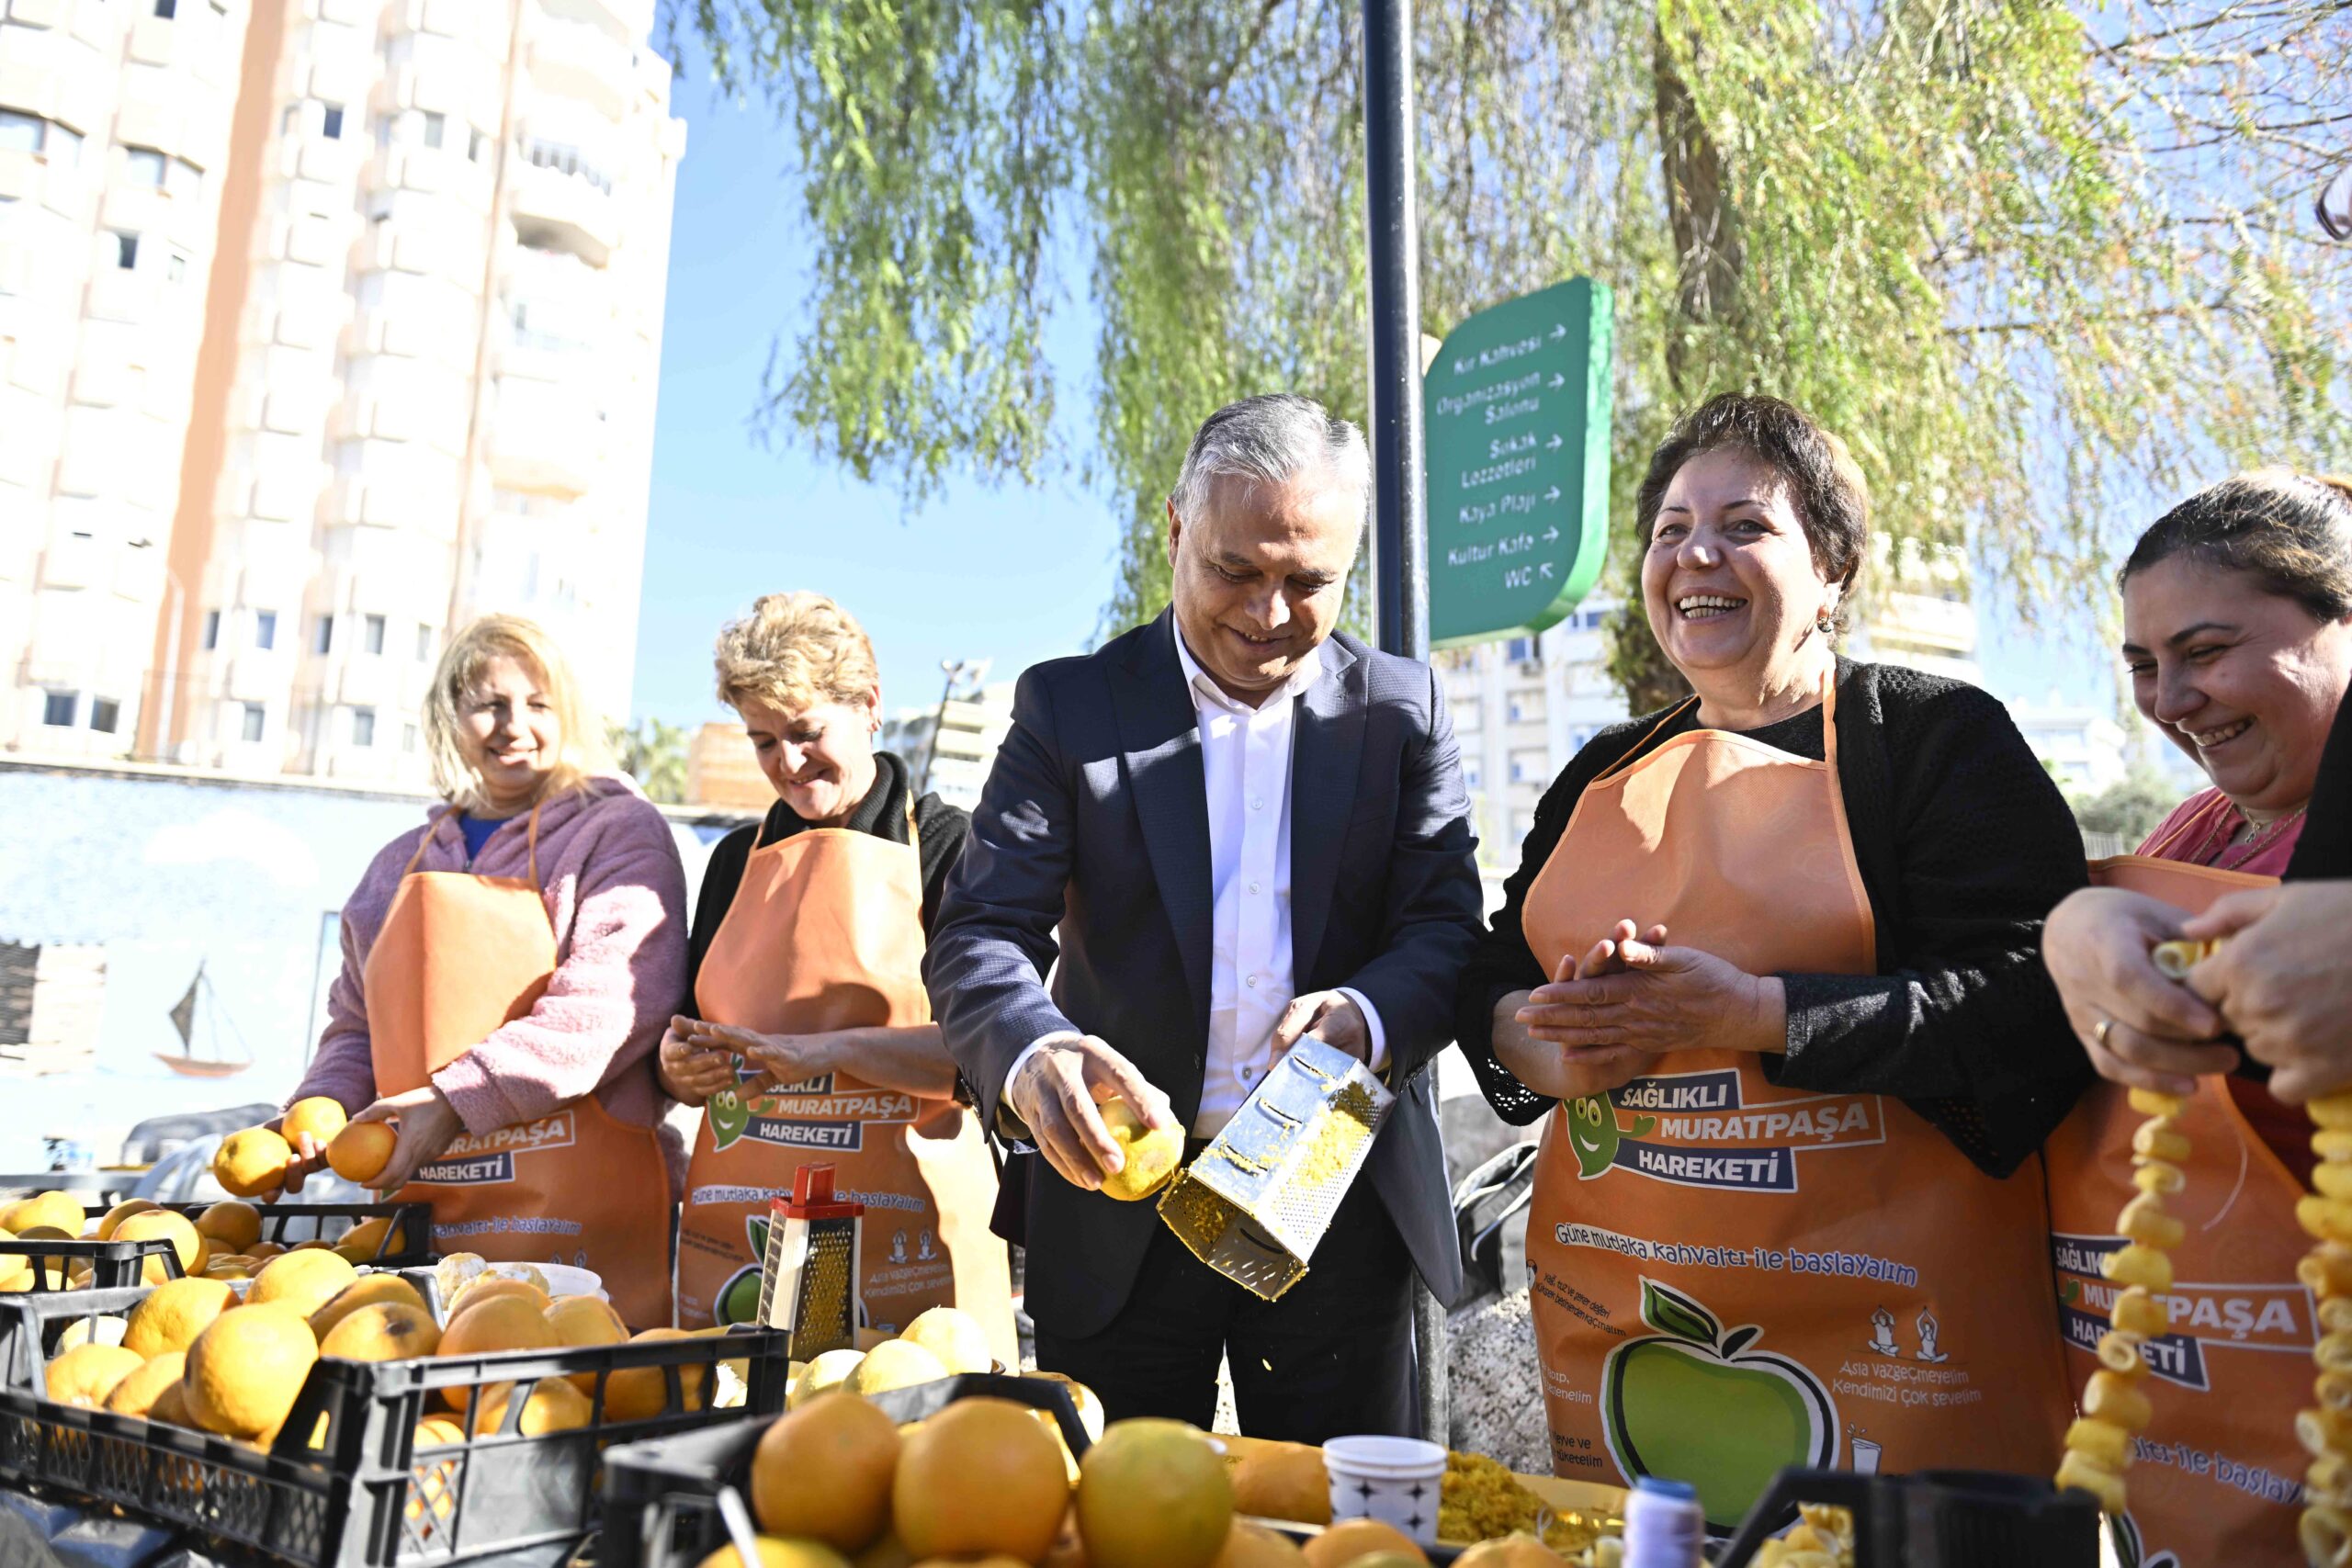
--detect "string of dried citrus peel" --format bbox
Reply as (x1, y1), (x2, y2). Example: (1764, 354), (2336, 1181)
(2130, 935), (2352, 1568)
(2054, 1068), (2188, 1518)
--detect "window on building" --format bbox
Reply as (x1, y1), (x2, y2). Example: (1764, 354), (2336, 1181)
(0, 112), (38, 156)
(1510, 750), (1547, 784)
(241, 703), (265, 743)
(280, 105), (297, 137)
(364, 614), (386, 654)
(402, 723), (418, 753)
(112, 231), (138, 270)
(1505, 637), (1534, 662)
(467, 129), (487, 163)
(253, 610), (277, 650)
(312, 615), (333, 655)
(1463, 763), (1482, 790)
(200, 609), (220, 649)
(374, 114), (393, 151)
(415, 624), (432, 661)
(352, 707), (376, 748)
(40, 691), (74, 728)
(89, 698), (119, 734)
(153, 0), (178, 17)
(125, 148), (167, 187)
(1509, 694), (1544, 725)
(321, 103), (345, 141)
(422, 112), (445, 150)
(48, 123), (81, 168)
(167, 248), (187, 284)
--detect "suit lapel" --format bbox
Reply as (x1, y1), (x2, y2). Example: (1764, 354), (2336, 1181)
(1112, 615), (1213, 1036)
(1289, 637), (1364, 988)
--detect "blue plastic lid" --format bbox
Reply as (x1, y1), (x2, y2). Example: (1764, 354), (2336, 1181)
(1634, 1476), (1699, 1501)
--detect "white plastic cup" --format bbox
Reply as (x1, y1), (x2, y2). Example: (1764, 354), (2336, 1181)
(1322, 1435), (1447, 1547)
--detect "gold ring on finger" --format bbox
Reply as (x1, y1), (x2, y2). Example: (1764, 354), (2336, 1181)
(2095, 1014), (2115, 1049)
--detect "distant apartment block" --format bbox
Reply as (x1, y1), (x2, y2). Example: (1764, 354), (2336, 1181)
(0, 0), (685, 783)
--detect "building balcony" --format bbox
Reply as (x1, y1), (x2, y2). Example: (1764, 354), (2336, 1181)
(487, 394), (596, 499)
(529, 18), (633, 121)
(509, 148), (616, 266)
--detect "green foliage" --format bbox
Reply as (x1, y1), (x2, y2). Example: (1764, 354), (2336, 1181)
(2070, 762), (2186, 842)
(670, 0), (2350, 684)
(610, 718), (691, 805)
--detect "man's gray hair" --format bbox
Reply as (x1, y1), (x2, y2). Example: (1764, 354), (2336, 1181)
(1170, 394), (1372, 525)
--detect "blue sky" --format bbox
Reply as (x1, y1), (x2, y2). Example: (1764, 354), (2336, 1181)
(631, 41), (2118, 732)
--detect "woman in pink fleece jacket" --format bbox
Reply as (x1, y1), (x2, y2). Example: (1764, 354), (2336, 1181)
(277, 615), (687, 1323)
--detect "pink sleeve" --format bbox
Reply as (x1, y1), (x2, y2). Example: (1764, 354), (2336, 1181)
(432, 801), (688, 1134)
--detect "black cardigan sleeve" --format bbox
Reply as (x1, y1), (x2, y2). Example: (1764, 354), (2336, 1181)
(682, 820), (762, 1015)
(1766, 673), (2092, 1174)
(1449, 662), (2091, 1175)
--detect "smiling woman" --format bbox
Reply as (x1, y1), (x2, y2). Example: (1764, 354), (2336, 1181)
(1453, 393), (2089, 1522)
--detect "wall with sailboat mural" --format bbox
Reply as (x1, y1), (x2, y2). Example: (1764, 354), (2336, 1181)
(0, 760), (749, 1170)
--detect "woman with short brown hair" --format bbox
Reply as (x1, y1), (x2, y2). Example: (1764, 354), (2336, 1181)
(1453, 393), (2086, 1528)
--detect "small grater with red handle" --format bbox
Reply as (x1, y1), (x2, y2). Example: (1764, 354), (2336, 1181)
(753, 1162), (865, 1359)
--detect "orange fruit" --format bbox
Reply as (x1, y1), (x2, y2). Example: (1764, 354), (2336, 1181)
(123, 1275), (236, 1357)
(185, 1303), (317, 1437)
(694, 1543), (852, 1568)
(326, 1122), (396, 1184)
(1452, 1537), (1566, 1566)
(843, 1339), (947, 1396)
(96, 1199), (161, 1239)
(146, 1379), (194, 1427)
(1040, 1506), (1092, 1568)
(248, 1248), (357, 1317)
(4, 1190), (85, 1237)
(454, 1277), (551, 1315)
(320, 1303), (440, 1361)
(310, 1274), (429, 1339)
(103, 1352), (188, 1416)
(440, 1293), (560, 1358)
(45, 1344), (143, 1406)
(892, 1396), (1070, 1562)
(752, 1391), (902, 1550)
(898, 1306), (993, 1374)
(212, 1129), (293, 1199)
(603, 1327), (707, 1420)
(409, 1417), (467, 1538)
(281, 1097), (349, 1148)
(471, 1375), (592, 1436)
(546, 1295), (628, 1392)
(247, 1241), (285, 1261)
(1233, 1443), (1331, 1525)
(1216, 1521), (1311, 1566)
(1077, 1418), (1232, 1568)
(114, 1211), (203, 1285)
(1300, 1520), (1425, 1565)
(332, 1215), (404, 1262)
(195, 1200), (263, 1253)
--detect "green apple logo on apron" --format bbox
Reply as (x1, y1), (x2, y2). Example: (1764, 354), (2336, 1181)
(712, 1211), (773, 1326)
(1566, 1095), (1656, 1179)
(707, 1076), (753, 1152)
(1601, 1278), (1838, 1530)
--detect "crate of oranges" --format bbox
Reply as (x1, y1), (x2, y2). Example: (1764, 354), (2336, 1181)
(0, 1254), (791, 1566)
(0, 1191), (434, 1294)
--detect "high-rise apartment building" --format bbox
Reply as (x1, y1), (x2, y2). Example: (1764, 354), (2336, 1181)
(2, 1), (251, 760)
(0, 0), (683, 780)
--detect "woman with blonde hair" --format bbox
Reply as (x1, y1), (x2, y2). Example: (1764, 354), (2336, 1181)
(277, 614), (687, 1327)
(664, 592), (1010, 1354)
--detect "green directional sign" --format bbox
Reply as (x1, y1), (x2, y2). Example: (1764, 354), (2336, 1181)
(1424, 277), (1613, 647)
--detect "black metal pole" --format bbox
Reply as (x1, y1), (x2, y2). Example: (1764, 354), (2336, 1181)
(1363, 0), (1427, 662)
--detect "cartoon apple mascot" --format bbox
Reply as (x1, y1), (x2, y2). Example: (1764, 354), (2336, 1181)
(1602, 1278), (1838, 1530)
(1565, 1095), (1656, 1179)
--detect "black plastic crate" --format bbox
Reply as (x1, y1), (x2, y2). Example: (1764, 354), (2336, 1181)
(0, 1201), (435, 1294)
(0, 1235), (188, 1291)
(0, 1281), (790, 1567)
(599, 1372), (1107, 1568)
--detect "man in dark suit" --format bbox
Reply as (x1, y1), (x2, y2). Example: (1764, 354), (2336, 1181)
(924, 393), (1483, 1439)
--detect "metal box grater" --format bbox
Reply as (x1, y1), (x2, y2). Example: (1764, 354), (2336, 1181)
(753, 1163), (865, 1359)
(1156, 1037), (1396, 1300)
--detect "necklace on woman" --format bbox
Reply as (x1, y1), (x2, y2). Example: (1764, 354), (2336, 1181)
(2199, 799), (2310, 871)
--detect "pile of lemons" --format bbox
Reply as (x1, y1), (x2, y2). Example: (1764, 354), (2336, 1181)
(0, 1192), (402, 1292)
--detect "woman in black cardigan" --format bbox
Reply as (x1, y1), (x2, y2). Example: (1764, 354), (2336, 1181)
(1453, 394), (2087, 1520)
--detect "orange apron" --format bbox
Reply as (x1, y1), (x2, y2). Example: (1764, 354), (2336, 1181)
(2043, 852), (2308, 1568)
(1517, 676), (2069, 1531)
(362, 805), (675, 1329)
(673, 812), (1012, 1360)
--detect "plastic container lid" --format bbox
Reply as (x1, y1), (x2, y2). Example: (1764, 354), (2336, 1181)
(1633, 1477), (1698, 1501)
(1322, 1435), (1447, 1477)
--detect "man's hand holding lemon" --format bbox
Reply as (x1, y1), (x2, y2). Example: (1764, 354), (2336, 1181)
(1007, 1035), (1181, 1199)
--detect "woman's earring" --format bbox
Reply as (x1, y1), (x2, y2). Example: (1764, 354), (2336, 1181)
(1816, 609), (1836, 635)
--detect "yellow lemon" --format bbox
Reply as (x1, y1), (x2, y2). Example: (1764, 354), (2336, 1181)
(898, 1307), (993, 1375)
(96, 1199), (161, 1240)
(103, 1352), (188, 1417)
(5, 1191), (86, 1238)
(114, 1211), (203, 1286)
(790, 1349), (866, 1410)
(842, 1339), (947, 1398)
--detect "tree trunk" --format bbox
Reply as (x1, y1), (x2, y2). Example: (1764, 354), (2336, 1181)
(1651, 13), (1743, 393)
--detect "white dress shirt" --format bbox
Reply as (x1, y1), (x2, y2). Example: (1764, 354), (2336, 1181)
(1006, 629), (1386, 1139)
